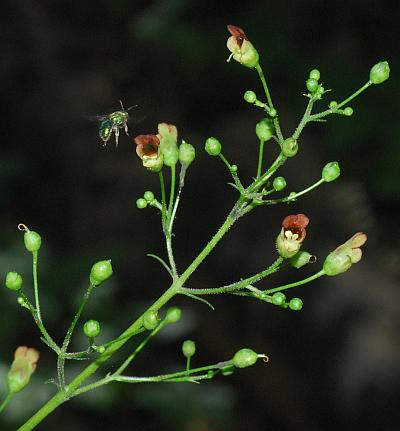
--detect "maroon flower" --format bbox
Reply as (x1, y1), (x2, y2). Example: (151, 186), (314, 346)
(226, 25), (259, 68)
(276, 214), (310, 258)
(134, 134), (163, 171)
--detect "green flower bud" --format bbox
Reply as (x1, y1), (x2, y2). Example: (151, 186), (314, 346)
(323, 233), (367, 276)
(231, 164), (238, 172)
(232, 348), (258, 368)
(269, 108), (277, 118)
(8, 346), (39, 394)
(164, 306), (182, 324)
(136, 198), (147, 209)
(272, 292), (286, 306)
(143, 309), (159, 330)
(143, 191), (154, 202)
(343, 107), (353, 116)
(370, 61), (390, 84)
(90, 260), (113, 286)
(255, 118), (274, 142)
(322, 161), (341, 182)
(5, 272), (23, 291)
(158, 123), (179, 167)
(205, 137), (222, 156)
(244, 90), (257, 103)
(182, 340), (196, 358)
(309, 69), (320, 81)
(306, 78), (318, 93)
(24, 230), (42, 252)
(96, 345), (106, 354)
(289, 297), (303, 311)
(83, 320), (101, 338)
(290, 251), (316, 269)
(179, 141), (196, 166)
(329, 101), (338, 109)
(272, 176), (286, 191)
(282, 137), (298, 158)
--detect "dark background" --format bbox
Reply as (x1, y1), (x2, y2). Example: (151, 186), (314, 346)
(1, 1), (399, 430)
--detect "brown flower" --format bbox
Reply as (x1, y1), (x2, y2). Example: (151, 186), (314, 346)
(134, 134), (163, 171)
(276, 214), (310, 258)
(227, 25), (259, 68)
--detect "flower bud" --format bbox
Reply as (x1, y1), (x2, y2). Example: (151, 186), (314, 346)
(143, 191), (155, 202)
(282, 137), (298, 157)
(289, 297), (303, 311)
(5, 272), (23, 291)
(329, 101), (338, 109)
(343, 107), (353, 116)
(306, 78), (318, 93)
(136, 198), (147, 209)
(227, 25), (259, 69)
(309, 69), (320, 81)
(370, 61), (390, 84)
(83, 320), (101, 338)
(272, 292), (286, 306)
(290, 251), (316, 269)
(143, 309), (159, 330)
(164, 306), (182, 324)
(158, 123), (179, 167)
(205, 137), (222, 156)
(255, 118), (274, 142)
(323, 232), (367, 276)
(8, 346), (39, 394)
(272, 176), (286, 192)
(244, 90), (257, 103)
(24, 230), (42, 252)
(276, 214), (309, 258)
(322, 161), (341, 182)
(179, 141), (196, 166)
(90, 260), (113, 286)
(232, 348), (258, 368)
(182, 340), (196, 358)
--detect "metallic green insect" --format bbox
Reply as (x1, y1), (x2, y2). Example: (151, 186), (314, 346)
(95, 101), (136, 147)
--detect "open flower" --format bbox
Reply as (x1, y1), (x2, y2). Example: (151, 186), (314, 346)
(8, 346), (39, 394)
(227, 25), (259, 68)
(276, 214), (310, 258)
(134, 134), (163, 172)
(323, 232), (367, 276)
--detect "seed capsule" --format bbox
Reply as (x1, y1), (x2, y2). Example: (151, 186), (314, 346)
(90, 260), (113, 286)
(232, 348), (258, 368)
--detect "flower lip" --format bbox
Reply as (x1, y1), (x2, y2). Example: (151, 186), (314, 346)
(134, 134), (160, 159)
(282, 214), (310, 241)
(227, 25), (248, 47)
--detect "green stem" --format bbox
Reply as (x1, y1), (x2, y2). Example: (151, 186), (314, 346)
(256, 140), (265, 178)
(181, 256), (284, 295)
(0, 392), (13, 414)
(18, 200), (245, 429)
(168, 165), (176, 221)
(17, 285), (179, 431)
(247, 153), (286, 194)
(264, 270), (325, 295)
(114, 321), (165, 376)
(255, 63), (284, 143)
(309, 81), (372, 122)
(32, 251), (41, 322)
(57, 284), (95, 392)
(292, 98), (315, 141)
(263, 178), (325, 205)
(186, 356), (191, 372)
(159, 171), (167, 225)
(20, 292), (60, 354)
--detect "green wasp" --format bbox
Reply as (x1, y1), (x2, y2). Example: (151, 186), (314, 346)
(95, 101), (137, 147)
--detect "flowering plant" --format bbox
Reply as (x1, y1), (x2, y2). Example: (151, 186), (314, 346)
(1, 25), (389, 429)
